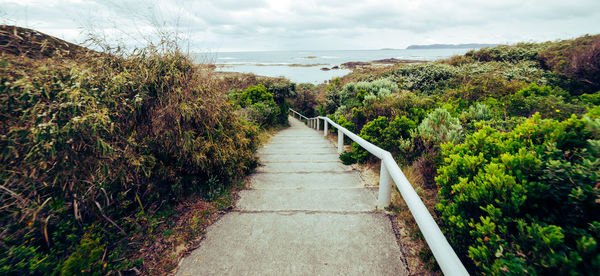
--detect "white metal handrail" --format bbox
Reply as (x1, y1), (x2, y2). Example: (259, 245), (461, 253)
(289, 108), (309, 121)
(288, 108), (469, 276)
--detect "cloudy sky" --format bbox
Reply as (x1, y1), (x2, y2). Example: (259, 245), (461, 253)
(1, 0), (600, 52)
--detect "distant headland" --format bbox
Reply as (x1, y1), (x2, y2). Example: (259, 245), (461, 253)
(406, 43), (499, 49)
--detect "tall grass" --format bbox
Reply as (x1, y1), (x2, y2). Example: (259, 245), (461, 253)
(1, 30), (261, 273)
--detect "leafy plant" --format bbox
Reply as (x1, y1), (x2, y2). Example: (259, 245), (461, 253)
(417, 108), (464, 145)
(436, 114), (600, 274)
(0, 38), (261, 274)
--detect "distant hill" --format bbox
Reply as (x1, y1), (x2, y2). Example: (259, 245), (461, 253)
(406, 43), (499, 50)
(0, 25), (91, 59)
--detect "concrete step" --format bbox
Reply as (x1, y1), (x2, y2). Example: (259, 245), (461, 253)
(258, 153), (340, 162)
(261, 145), (334, 151)
(236, 188), (377, 212)
(258, 147), (338, 155)
(266, 138), (330, 145)
(176, 212), (408, 276)
(257, 161), (351, 173)
(249, 171), (364, 189)
(176, 117), (409, 275)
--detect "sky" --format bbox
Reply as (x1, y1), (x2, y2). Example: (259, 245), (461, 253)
(1, 0), (600, 52)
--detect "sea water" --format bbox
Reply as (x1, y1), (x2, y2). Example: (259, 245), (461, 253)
(192, 49), (473, 84)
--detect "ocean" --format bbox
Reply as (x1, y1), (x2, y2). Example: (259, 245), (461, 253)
(193, 49), (474, 84)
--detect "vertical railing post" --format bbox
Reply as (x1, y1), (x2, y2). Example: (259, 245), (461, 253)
(317, 118), (320, 131)
(338, 129), (343, 153)
(377, 161), (393, 209)
(323, 119), (328, 137)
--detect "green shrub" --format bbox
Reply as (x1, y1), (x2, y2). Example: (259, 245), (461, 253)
(339, 151), (357, 165)
(580, 91), (600, 105)
(345, 115), (416, 163)
(240, 101), (280, 127)
(465, 43), (548, 63)
(60, 236), (105, 275)
(436, 114), (600, 274)
(233, 84), (274, 107)
(292, 83), (319, 117)
(390, 63), (458, 92)
(0, 47), (260, 274)
(417, 108), (463, 145)
(504, 83), (586, 120)
(339, 78), (398, 104)
(265, 80), (295, 125)
(231, 84), (290, 127)
(462, 103), (493, 121)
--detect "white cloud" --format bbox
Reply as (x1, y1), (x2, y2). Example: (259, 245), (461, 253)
(1, 0), (599, 51)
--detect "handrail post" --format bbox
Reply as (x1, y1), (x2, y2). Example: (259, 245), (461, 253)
(337, 129), (343, 153)
(377, 161), (393, 209)
(317, 118), (320, 131)
(323, 120), (328, 137)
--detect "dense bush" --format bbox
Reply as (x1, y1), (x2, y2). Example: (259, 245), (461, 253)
(462, 103), (493, 122)
(417, 108), (463, 145)
(0, 48), (260, 274)
(342, 115), (416, 164)
(313, 34), (600, 274)
(539, 34), (600, 94)
(232, 84), (280, 127)
(389, 63), (458, 92)
(465, 43), (548, 63)
(291, 83), (319, 117)
(436, 114), (600, 274)
(503, 83), (587, 120)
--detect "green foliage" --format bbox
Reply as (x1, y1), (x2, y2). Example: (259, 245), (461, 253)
(465, 43), (548, 63)
(265, 80), (295, 125)
(0, 47), (260, 273)
(346, 115), (416, 163)
(292, 83), (319, 117)
(324, 77), (343, 114)
(340, 78), (398, 104)
(339, 151), (356, 165)
(390, 63), (458, 92)
(231, 84), (291, 127)
(418, 108), (463, 145)
(436, 114), (600, 274)
(504, 83), (586, 120)
(234, 84), (273, 107)
(318, 34), (600, 274)
(462, 103), (493, 121)
(60, 236), (105, 275)
(580, 91), (600, 105)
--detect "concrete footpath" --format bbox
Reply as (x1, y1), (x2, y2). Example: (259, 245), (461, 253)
(176, 117), (408, 275)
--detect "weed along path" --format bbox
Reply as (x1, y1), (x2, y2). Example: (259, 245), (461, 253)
(176, 117), (408, 275)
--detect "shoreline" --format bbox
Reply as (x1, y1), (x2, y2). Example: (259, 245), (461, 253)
(215, 57), (428, 69)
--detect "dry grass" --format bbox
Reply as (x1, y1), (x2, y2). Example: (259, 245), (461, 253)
(389, 163), (440, 275)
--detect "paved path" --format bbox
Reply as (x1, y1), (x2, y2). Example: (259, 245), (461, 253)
(177, 117), (408, 275)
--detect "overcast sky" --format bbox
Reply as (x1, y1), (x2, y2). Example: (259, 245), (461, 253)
(1, 0), (600, 52)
